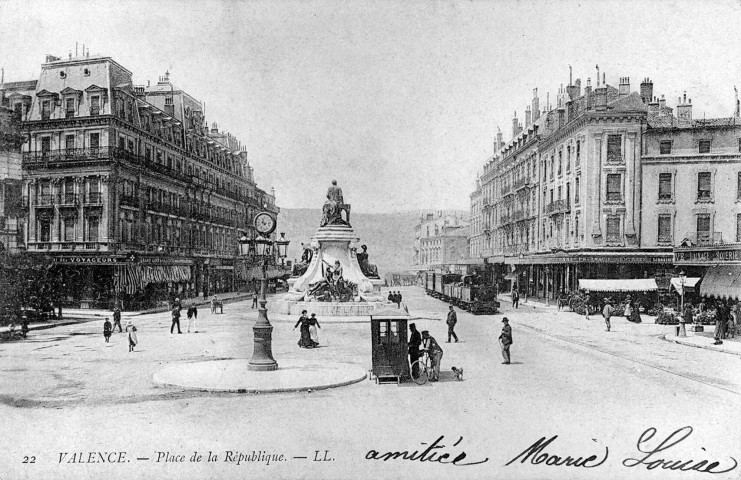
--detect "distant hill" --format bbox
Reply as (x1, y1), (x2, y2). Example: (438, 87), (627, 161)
(277, 209), (421, 275)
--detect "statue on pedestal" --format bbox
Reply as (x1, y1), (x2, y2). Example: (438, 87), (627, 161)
(320, 180), (350, 227)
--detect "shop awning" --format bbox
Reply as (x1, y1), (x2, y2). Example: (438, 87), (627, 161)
(504, 267), (526, 280)
(669, 277), (701, 295)
(578, 279), (658, 292)
(114, 265), (192, 295)
(699, 266), (741, 301)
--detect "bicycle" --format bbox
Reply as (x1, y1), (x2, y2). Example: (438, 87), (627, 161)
(410, 349), (432, 385)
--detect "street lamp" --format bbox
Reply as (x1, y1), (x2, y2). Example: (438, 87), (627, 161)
(544, 266), (550, 306)
(678, 271), (687, 337)
(245, 233), (289, 371)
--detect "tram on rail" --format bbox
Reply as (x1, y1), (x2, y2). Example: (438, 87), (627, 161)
(424, 271), (500, 315)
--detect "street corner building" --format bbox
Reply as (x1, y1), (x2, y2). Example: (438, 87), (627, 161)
(465, 68), (741, 304)
(0, 53), (280, 310)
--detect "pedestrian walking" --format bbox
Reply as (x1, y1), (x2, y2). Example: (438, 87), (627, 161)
(21, 317), (29, 338)
(294, 310), (313, 348)
(397, 291), (403, 308)
(103, 318), (112, 343)
(512, 289), (519, 309)
(211, 295), (219, 314)
(421, 330), (443, 381)
(408, 323), (422, 379)
(187, 304), (197, 333)
(388, 290), (394, 305)
(126, 320), (138, 352)
(602, 298), (613, 332)
(170, 305), (182, 334)
(714, 303), (727, 344)
(309, 313), (321, 346)
(499, 317), (513, 364)
(112, 306), (123, 333)
(446, 305), (459, 343)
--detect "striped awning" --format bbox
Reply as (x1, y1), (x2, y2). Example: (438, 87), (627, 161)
(578, 279), (658, 292)
(114, 265), (191, 295)
(670, 277), (701, 295)
(699, 266), (741, 301)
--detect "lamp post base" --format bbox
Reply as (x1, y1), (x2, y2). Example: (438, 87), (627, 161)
(248, 292), (278, 371)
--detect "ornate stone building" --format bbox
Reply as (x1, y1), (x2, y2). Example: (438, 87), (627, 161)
(413, 211), (469, 272)
(3, 54), (278, 309)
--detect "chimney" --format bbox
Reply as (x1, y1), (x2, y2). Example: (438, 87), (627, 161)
(496, 128), (504, 150)
(531, 88), (540, 121)
(525, 106), (532, 128)
(640, 78), (654, 104)
(596, 64), (600, 86)
(211, 121), (218, 133)
(584, 77), (592, 109)
(676, 92), (693, 127)
(512, 111), (521, 138)
(567, 78), (581, 101)
(594, 87), (608, 111)
(618, 77), (630, 98)
(659, 94), (666, 110)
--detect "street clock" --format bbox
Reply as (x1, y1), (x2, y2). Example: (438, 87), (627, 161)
(254, 212), (277, 236)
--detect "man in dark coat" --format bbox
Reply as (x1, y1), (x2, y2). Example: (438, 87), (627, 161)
(499, 317), (513, 364)
(446, 305), (459, 342)
(512, 289), (519, 309)
(421, 330), (443, 381)
(408, 323), (422, 379)
(170, 305), (182, 334)
(397, 291), (403, 308)
(388, 291), (394, 304)
(112, 306), (123, 333)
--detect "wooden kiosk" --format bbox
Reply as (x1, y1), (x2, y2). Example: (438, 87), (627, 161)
(370, 309), (410, 384)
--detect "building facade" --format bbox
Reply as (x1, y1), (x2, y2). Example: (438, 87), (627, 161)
(3, 54), (278, 309)
(413, 212), (469, 271)
(0, 88), (30, 254)
(469, 73), (691, 299)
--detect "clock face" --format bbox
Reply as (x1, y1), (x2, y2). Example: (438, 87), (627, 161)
(254, 212), (276, 235)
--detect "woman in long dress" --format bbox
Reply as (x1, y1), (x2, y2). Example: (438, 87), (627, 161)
(294, 310), (313, 348)
(126, 321), (138, 352)
(309, 313), (321, 347)
(628, 299), (642, 323)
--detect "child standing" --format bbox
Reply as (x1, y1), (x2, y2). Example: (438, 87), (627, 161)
(103, 318), (112, 343)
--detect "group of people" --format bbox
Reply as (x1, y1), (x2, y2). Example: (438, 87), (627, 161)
(387, 290), (403, 308)
(102, 316), (137, 352)
(407, 307), (513, 382)
(294, 310), (321, 348)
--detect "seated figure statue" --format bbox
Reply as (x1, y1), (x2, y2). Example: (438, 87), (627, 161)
(356, 244), (379, 278)
(320, 180), (351, 227)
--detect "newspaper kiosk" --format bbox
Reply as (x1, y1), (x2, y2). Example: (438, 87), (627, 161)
(370, 309), (410, 384)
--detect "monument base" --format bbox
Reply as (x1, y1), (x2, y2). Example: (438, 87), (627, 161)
(273, 299), (387, 316)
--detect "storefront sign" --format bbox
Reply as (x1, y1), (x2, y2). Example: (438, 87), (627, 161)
(54, 256), (122, 264)
(516, 253), (673, 265)
(674, 246), (741, 265)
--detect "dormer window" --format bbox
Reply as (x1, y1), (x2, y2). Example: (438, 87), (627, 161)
(90, 96), (100, 116)
(41, 100), (52, 120)
(65, 97), (75, 118)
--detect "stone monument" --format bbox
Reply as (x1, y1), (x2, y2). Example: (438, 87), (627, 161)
(276, 180), (384, 316)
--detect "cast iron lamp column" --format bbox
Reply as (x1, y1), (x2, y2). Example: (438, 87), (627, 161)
(245, 233), (289, 371)
(678, 271), (687, 338)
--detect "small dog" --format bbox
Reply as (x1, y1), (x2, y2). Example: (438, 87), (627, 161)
(451, 366), (464, 381)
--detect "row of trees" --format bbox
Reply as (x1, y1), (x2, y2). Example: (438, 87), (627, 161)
(0, 252), (58, 325)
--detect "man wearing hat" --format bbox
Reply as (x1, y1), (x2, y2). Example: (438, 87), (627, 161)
(602, 298), (614, 332)
(446, 305), (459, 342)
(408, 323), (422, 379)
(499, 318), (513, 364)
(421, 330), (443, 381)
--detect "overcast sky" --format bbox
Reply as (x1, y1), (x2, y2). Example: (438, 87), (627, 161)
(2, 0), (740, 213)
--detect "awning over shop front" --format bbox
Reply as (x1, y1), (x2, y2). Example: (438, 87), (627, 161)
(114, 265), (192, 295)
(699, 266), (741, 301)
(504, 267), (527, 280)
(670, 277), (701, 295)
(578, 279), (658, 292)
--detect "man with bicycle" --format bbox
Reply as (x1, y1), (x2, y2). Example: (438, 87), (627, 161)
(421, 330), (443, 382)
(408, 323), (422, 379)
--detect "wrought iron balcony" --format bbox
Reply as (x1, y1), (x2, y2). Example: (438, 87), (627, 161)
(514, 176), (533, 190)
(85, 192), (103, 205)
(682, 231), (724, 246)
(58, 193), (80, 206)
(545, 199), (569, 215)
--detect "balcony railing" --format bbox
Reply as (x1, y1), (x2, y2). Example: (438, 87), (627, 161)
(35, 194), (55, 206)
(545, 199), (569, 215)
(683, 231), (724, 246)
(85, 192), (103, 205)
(58, 193), (79, 206)
(514, 177), (533, 190)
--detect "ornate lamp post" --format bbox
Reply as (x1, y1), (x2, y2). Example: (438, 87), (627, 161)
(678, 271), (687, 337)
(241, 229), (290, 372)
